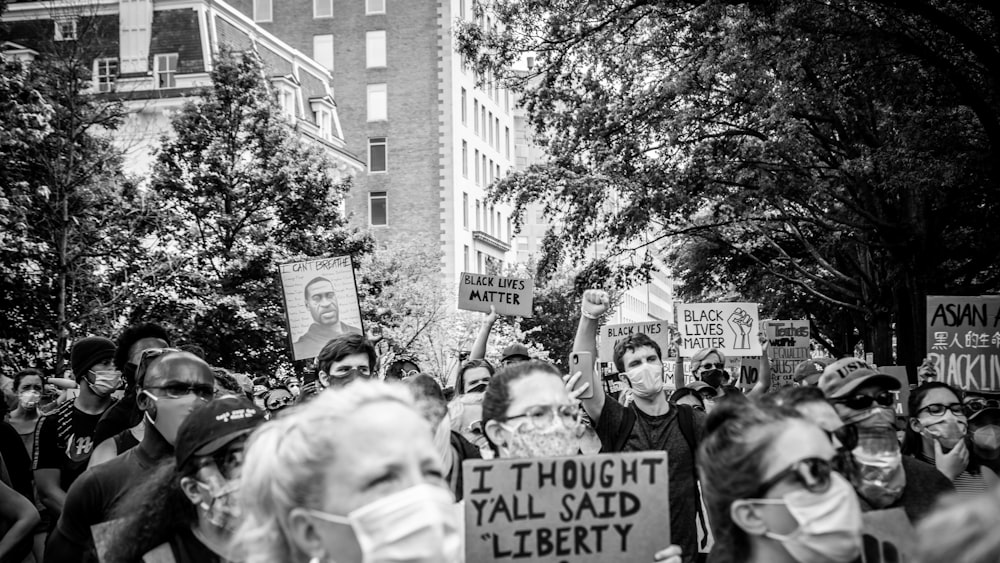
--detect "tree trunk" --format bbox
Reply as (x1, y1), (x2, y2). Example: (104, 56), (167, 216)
(56, 195), (69, 376)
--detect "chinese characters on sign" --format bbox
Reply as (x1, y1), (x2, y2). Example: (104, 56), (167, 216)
(926, 295), (1000, 391)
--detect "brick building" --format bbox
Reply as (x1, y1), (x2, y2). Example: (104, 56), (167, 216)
(222, 0), (516, 283)
(1, 0), (363, 180)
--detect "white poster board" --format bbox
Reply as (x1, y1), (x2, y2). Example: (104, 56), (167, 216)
(676, 302), (762, 357)
(598, 321), (675, 367)
(279, 256), (364, 361)
(458, 272), (534, 317)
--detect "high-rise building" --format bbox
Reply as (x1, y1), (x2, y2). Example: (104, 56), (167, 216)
(226, 0), (517, 283)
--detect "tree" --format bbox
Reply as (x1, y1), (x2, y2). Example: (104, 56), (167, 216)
(140, 49), (372, 375)
(458, 1), (1000, 374)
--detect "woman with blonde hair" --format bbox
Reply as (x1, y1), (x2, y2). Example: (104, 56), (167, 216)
(233, 380), (461, 563)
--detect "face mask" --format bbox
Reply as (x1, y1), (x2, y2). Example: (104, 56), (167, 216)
(87, 370), (123, 398)
(308, 484), (461, 563)
(500, 419), (582, 459)
(973, 425), (1000, 458)
(755, 473), (863, 563)
(701, 369), (727, 389)
(142, 391), (197, 445)
(919, 414), (968, 450)
(18, 390), (41, 410)
(196, 479), (241, 531)
(846, 405), (897, 429)
(851, 426), (905, 508)
(624, 363), (664, 399)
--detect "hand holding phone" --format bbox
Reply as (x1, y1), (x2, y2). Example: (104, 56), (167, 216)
(568, 351), (595, 400)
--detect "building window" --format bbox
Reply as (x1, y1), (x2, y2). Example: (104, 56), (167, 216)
(480, 106), (486, 139)
(477, 251), (483, 274)
(462, 141), (468, 178)
(313, 34), (334, 71)
(369, 192), (387, 226)
(366, 0), (385, 14)
(473, 99), (479, 134)
(368, 137), (387, 172)
(474, 149), (480, 184)
(461, 88), (467, 125)
(489, 159), (494, 184)
(475, 200), (481, 229)
(507, 218), (513, 242)
(462, 193), (469, 228)
(54, 18), (77, 41)
(495, 117), (500, 148)
(505, 127), (510, 158)
(505, 90), (510, 112)
(496, 212), (501, 236)
(317, 109), (331, 139)
(367, 83), (387, 121)
(488, 113), (494, 148)
(464, 245), (470, 272)
(93, 58), (118, 92)
(277, 86), (296, 120)
(154, 54), (178, 89)
(254, 0), (272, 22)
(459, 0), (465, 19)
(365, 30), (386, 68)
(481, 154), (487, 185)
(314, 0), (332, 18)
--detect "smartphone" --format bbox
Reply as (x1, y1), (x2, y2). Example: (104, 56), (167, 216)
(569, 351), (595, 400)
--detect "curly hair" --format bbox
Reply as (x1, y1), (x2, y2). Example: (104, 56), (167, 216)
(114, 323), (171, 371)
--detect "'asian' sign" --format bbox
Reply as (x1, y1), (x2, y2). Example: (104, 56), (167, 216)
(676, 302), (762, 357)
(458, 272), (534, 317)
(926, 295), (1000, 391)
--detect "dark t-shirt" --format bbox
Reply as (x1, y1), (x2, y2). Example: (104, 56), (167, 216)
(142, 528), (224, 563)
(55, 442), (165, 562)
(858, 455), (953, 523)
(33, 400), (109, 490)
(93, 388), (142, 447)
(595, 400), (705, 563)
(0, 420), (34, 501)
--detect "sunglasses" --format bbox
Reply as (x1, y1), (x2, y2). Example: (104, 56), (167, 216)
(753, 457), (832, 498)
(833, 390), (895, 411)
(918, 403), (964, 417)
(266, 395), (294, 410)
(699, 362), (726, 370)
(964, 398), (1000, 416)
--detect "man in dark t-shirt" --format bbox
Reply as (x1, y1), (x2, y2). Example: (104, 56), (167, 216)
(33, 337), (118, 517)
(569, 289), (705, 563)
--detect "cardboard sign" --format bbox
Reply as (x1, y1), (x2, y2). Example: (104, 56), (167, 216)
(764, 320), (811, 388)
(676, 302), (762, 357)
(879, 366), (911, 417)
(598, 321), (675, 366)
(926, 295), (1000, 391)
(463, 452), (670, 563)
(860, 508), (917, 563)
(279, 256), (364, 361)
(458, 272), (534, 317)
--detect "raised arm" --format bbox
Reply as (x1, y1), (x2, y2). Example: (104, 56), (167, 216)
(568, 290), (609, 426)
(469, 306), (499, 361)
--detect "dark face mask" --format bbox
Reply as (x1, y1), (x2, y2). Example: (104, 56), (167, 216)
(701, 369), (726, 389)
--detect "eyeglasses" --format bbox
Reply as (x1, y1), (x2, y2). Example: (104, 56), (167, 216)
(145, 383), (216, 400)
(753, 457), (832, 498)
(401, 369), (420, 379)
(196, 444), (246, 479)
(691, 405), (706, 412)
(918, 403), (965, 417)
(502, 404), (582, 429)
(136, 347), (183, 385)
(833, 390), (895, 410)
(699, 362), (725, 371)
(266, 395), (294, 411)
(964, 398), (1000, 416)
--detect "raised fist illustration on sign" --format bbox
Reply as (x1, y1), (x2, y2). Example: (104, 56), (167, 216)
(728, 308), (754, 350)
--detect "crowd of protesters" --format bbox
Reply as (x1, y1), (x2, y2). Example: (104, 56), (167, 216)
(1, 290), (1000, 563)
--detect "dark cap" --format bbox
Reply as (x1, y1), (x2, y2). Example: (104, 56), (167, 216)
(175, 396), (265, 469)
(818, 357), (900, 399)
(501, 343), (531, 363)
(793, 358), (834, 386)
(686, 381), (722, 398)
(70, 337), (117, 381)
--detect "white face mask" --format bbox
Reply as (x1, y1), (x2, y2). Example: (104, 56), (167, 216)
(624, 363), (664, 399)
(88, 369), (123, 397)
(18, 390), (41, 410)
(307, 483), (461, 563)
(749, 473), (863, 563)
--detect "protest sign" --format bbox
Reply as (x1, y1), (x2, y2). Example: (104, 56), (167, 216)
(279, 256), (364, 361)
(599, 362), (625, 401)
(878, 366), (911, 417)
(926, 295), (1000, 391)
(463, 452), (670, 563)
(860, 508), (917, 563)
(676, 302), (762, 357)
(458, 272), (534, 317)
(764, 320), (811, 388)
(598, 321), (675, 366)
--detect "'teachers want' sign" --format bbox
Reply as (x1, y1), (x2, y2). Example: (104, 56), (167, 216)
(458, 272), (534, 317)
(463, 452), (669, 563)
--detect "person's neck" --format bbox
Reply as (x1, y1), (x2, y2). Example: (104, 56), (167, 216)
(747, 539), (796, 563)
(11, 407), (38, 421)
(75, 387), (111, 414)
(191, 522), (235, 561)
(633, 392), (670, 416)
(316, 322), (342, 334)
(139, 417), (174, 460)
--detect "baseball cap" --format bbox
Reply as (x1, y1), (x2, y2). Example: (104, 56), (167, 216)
(175, 395), (265, 469)
(686, 381), (722, 398)
(793, 358), (834, 386)
(501, 343), (531, 363)
(817, 357), (900, 399)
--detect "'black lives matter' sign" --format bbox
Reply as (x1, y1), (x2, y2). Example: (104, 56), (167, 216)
(463, 452), (669, 562)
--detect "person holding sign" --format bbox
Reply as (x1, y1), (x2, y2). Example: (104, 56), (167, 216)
(568, 289), (704, 563)
(480, 360), (683, 562)
(698, 400), (863, 563)
(234, 381), (461, 563)
(293, 277), (362, 360)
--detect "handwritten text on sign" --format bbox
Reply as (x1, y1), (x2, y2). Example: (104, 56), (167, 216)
(458, 272), (534, 317)
(598, 321), (674, 367)
(463, 452), (670, 563)
(676, 302), (762, 357)
(926, 295), (1000, 391)
(765, 320), (810, 388)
